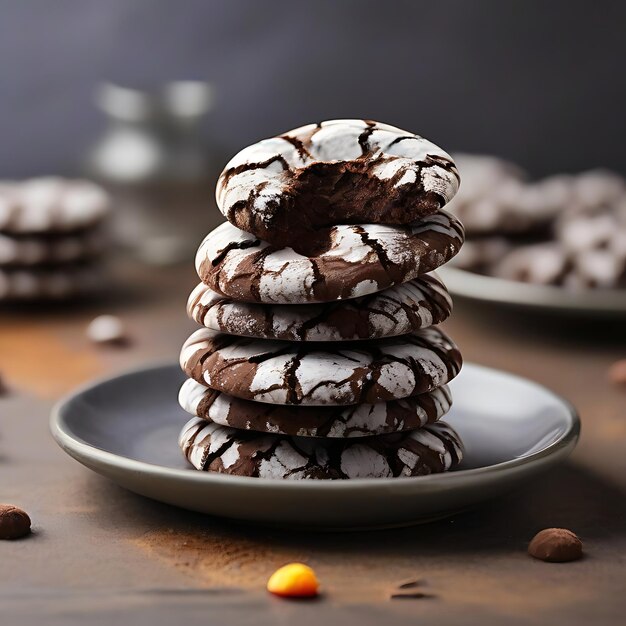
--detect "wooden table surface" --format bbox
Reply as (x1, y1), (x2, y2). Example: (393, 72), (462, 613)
(2, 261), (626, 625)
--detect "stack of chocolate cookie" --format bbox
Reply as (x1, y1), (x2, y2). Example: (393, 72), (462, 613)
(0, 177), (110, 300)
(178, 119), (465, 479)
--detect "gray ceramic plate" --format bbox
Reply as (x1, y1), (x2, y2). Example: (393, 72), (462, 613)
(439, 266), (626, 316)
(50, 362), (579, 529)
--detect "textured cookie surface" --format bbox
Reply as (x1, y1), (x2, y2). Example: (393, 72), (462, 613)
(217, 119), (459, 249)
(179, 417), (463, 479)
(187, 273), (452, 341)
(0, 229), (105, 266)
(0, 178), (109, 234)
(179, 378), (452, 437)
(196, 211), (464, 304)
(180, 327), (462, 406)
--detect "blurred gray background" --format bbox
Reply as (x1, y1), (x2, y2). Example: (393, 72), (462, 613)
(1, 0), (624, 177)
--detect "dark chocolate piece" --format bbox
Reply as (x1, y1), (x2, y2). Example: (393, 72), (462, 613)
(0, 504), (31, 540)
(528, 528), (583, 563)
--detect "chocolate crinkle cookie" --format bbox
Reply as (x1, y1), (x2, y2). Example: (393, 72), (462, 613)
(0, 177), (111, 302)
(447, 156), (626, 290)
(187, 273), (453, 341)
(179, 417), (463, 479)
(216, 119), (460, 251)
(195, 211), (464, 304)
(179, 379), (453, 438)
(178, 119), (465, 479)
(180, 327), (462, 406)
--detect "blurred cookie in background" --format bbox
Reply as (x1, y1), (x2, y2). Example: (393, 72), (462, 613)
(490, 241), (626, 290)
(565, 248), (626, 289)
(0, 178), (110, 302)
(569, 169), (626, 212)
(557, 191), (626, 253)
(0, 230), (105, 266)
(450, 237), (512, 274)
(0, 178), (109, 233)
(448, 155), (626, 291)
(0, 264), (103, 300)
(493, 242), (570, 286)
(449, 154), (570, 237)
(445, 154), (526, 235)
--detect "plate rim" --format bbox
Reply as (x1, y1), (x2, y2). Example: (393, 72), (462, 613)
(439, 265), (626, 313)
(50, 361), (580, 490)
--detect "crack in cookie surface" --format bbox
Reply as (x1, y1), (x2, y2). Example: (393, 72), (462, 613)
(216, 120), (459, 252)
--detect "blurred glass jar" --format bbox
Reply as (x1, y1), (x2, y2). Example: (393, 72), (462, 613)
(85, 81), (223, 265)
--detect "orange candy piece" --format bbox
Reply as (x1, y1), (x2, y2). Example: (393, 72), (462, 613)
(267, 563), (320, 598)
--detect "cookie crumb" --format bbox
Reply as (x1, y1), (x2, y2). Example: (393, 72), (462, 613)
(87, 315), (128, 345)
(528, 528), (583, 562)
(608, 359), (626, 387)
(0, 504), (31, 539)
(389, 579), (436, 600)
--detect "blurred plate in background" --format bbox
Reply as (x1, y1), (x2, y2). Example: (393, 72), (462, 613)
(440, 266), (626, 317)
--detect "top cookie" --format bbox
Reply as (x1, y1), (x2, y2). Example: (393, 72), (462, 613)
(217, 119), (459, 250)
(0, 178), (110, 234)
